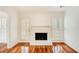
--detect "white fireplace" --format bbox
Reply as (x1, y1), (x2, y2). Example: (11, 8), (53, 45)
(29, 26), (52, 45)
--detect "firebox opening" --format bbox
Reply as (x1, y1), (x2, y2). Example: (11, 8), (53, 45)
(35, 33), (47, 40)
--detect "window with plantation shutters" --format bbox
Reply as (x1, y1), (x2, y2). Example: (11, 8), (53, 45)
(0, 11), (8, 42)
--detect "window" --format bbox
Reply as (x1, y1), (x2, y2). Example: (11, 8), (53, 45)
(0, 11), (8, 42)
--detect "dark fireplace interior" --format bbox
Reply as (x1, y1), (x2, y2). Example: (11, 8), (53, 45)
(35, 33), (47, 40)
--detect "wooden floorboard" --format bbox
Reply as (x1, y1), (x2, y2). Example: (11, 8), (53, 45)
(52, 42), (77, 53)
(0, 42), (77, 53)
(29, 45), (52, 53)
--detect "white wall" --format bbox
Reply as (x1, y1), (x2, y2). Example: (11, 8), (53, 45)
(19, 12), (64, 45)
(0, 7), (19, 48)
(64, 7), (79, 52)
(9, 9), (18, 48)
(19, 12), (52, 45)
(0, 7), (64, 47)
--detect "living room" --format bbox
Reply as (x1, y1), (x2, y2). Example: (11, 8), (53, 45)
(0, 6), (79, 53)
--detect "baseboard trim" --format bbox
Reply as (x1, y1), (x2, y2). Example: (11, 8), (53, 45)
(64, 42), (78, 53)
(52, 42), (78, 53)
(52, 41), (65, 44)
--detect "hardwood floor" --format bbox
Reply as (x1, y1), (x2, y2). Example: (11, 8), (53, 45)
(0, 43), (7, 53)
(29, 45), (52, 53)
(0, 42), (77, 53)
(53, 42), (77, 53)
(7, 42), (30, 53)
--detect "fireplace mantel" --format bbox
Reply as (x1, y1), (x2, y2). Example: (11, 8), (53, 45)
(31, 25), (52, 31)
(31, 26), (51, 28)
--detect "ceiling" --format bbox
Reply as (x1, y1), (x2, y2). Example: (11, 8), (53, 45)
(16, 6), (64, 12)
(15, 6), (65, 12)
(0, 6), (65, 13)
